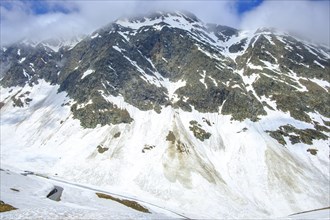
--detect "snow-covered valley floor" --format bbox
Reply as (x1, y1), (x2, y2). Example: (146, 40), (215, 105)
(0, 166), (186, 219)
(1, 166), (329, 219)
(284, 208), (330, 220)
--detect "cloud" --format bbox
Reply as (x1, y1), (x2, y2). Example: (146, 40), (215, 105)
(0, 0), (240, 45)
(0, 1), (83, 44)
(0, 0), (329, 46)
(132, 1), (240, 27)
(240, 0), (330, 45)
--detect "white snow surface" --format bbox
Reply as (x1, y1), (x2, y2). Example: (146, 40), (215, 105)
(91, 33), (100, 39)
(314, 60), (325, 68)
(116, 12), (200, 32)
(284, 209), (330, 219)
(0, 80), (329, 219)
(81, 69), (94, 79)
(18, 37), (82, 52)
(0, 168), (181, 219)
(18, 57), (26, 64)
(22, 69), (30, 79)
(116, 12), (227, 54)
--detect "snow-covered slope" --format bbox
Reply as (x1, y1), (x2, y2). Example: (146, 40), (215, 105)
(0, 167), (183, 219)
(19, 36), (82, 52)
(1, 79), (329, 218)
(0, 11), (329, 219)
(1, 168), (328, 219)
(285, 208), (330, 219)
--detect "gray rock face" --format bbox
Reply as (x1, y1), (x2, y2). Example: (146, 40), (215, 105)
(207, 24), (238, 42)
(1, 11), (329, 136)
(0, 43), (61, 87)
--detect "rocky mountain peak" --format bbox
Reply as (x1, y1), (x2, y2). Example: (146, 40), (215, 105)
(0, 11), (329, 139)
(114, 10), (204, 32)
(116, 10), (200, 24)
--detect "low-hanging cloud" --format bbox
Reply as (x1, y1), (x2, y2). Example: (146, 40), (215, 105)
(0, 0), (329, 46)
(240, 0), (330, 46)
(0, 1), (239, 45)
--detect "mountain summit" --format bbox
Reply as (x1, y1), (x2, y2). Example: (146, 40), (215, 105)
(0, 11), (329, 219)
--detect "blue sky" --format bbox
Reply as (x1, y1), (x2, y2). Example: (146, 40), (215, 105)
(236, 0), (264, 14)
(0, 0), (76, 14)
(0, 0), (329, 46)
(23, 0), (80, 15)
(27, 1), (73, 14)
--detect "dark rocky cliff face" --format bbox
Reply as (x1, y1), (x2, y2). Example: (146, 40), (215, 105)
(1, 11), (329, 143)
(0, 43), (61, 87)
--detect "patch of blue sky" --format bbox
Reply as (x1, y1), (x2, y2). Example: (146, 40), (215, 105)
(235, 0), (264, 14)
(0, 0), (77, 15)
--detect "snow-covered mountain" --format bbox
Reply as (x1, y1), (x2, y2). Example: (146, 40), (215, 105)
(1, 11), (329, 219)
